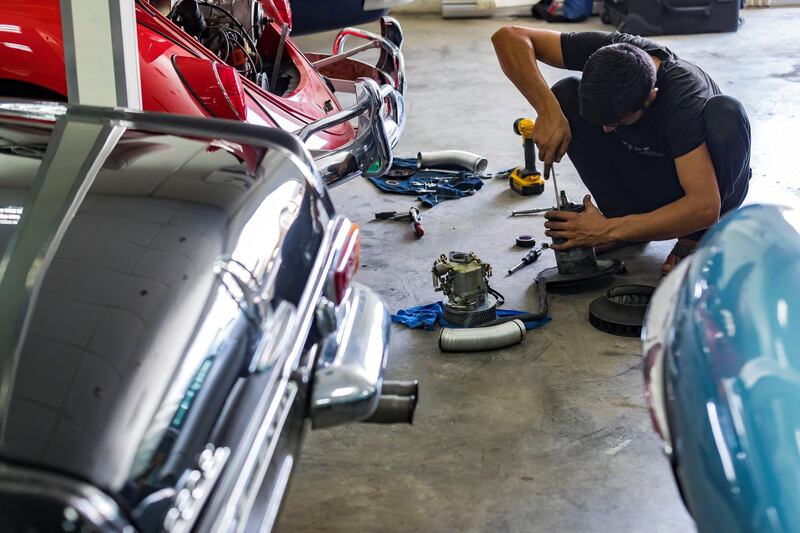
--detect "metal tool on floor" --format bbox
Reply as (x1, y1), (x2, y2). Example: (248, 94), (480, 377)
(432, 251), (501, 327)
(374, 207), (425, 238)
(510, 206), (553, 217)
(508, 246), (544, 276)
(535, 191), (625, 288)
(509, 118), (545, 196)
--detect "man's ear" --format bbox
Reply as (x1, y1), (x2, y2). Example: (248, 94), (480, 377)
(645, 88), (658, 107)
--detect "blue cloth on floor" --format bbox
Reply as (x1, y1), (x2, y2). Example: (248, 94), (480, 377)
(391, 301), (550, 331)
(367, 157), (485, 207)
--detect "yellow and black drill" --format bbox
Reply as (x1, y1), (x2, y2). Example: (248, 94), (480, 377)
(509, 118), (545, 196)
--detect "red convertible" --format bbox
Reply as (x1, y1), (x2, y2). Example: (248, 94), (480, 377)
(0, 0), (406, 186)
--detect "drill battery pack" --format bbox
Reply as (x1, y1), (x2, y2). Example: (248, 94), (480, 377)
(509, 168), (544, 196)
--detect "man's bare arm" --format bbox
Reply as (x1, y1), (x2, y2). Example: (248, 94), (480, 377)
(606, 143), (721, 241)
(491, 26), (571, 167)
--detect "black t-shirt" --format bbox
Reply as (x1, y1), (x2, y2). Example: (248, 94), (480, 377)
(560, 31), (721, 158)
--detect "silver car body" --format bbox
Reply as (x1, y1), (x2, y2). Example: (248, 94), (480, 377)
(0, 101), (394, 532)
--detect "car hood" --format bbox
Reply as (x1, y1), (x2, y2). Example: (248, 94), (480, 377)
(678, 204), (800, 531)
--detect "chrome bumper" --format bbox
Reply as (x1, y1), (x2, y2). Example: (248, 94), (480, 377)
(310, 282), (391, 429)
(300, 17), (407, 187)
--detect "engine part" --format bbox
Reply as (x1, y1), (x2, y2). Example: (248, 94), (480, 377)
(508, 247), (543, 276)
(432, 251), (497, 327)
(362, 380), (418, 424)
(536, 192), (624, 288)
(439, 319), (526, 352)
(589, 285), (654, 337)
(417, 150), (488, 174)
(515, 235), (536, 248)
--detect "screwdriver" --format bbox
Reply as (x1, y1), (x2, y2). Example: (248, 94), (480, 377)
(507, 247), (543, 276)
(510, 206), (553, 217)
(374, 207), (425, 238)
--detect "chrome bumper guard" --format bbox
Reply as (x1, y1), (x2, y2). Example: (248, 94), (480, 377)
(298, 17), (407, 186)
(310, 282), (391, 429)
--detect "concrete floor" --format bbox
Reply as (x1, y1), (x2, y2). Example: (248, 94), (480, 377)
(280, 10), (800, 532)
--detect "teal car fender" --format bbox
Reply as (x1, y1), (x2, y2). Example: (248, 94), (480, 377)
(649, 205), (800, 533)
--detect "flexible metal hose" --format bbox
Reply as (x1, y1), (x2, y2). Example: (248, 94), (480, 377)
(439, 319), (526, 352)
(417, 150), (489, 173)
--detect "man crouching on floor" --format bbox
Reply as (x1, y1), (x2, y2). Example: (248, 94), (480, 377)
(492, 27), (752, 274)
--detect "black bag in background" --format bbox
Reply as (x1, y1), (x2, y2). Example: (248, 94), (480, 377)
(602, 0), (743, 35)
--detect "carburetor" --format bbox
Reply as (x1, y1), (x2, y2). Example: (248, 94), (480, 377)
(432, 251), (497, 327)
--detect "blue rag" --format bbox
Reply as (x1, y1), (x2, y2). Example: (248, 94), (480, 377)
(367, 157), (485, 207)
(391, 302), (550, 331)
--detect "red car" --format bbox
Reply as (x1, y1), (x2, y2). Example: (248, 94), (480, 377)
(0, 0), (406, 186)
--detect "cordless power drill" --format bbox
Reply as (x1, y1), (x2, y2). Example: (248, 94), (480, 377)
(509, 118), (545, 196)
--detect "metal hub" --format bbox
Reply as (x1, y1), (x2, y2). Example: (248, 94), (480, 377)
(536, 258), (625, 288)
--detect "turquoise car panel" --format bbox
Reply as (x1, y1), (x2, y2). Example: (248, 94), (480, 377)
(667, 204), (800, 533)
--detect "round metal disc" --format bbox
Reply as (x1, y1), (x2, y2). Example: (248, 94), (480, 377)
(589, 284), (655, 337)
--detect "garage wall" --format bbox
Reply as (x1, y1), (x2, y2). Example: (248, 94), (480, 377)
(393, 0), (441, 13)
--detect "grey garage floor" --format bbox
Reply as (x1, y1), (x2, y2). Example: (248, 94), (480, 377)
(280, 10), (800, 532)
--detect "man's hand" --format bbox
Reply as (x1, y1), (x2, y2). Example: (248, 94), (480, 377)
(544, 195), (613, 250)
(534, 106), (571, 173)
(491, 26), (571, 171)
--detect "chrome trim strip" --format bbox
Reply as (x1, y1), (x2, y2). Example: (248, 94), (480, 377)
(0, 462), (132, 531)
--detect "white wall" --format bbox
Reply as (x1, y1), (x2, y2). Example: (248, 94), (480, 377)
(392, 0), (442, 13)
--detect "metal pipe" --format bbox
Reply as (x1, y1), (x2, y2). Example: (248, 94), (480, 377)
(311, 41), (378, 69)
(381, 380), (418, 397)
(417, 150), (488, 174)
(439, 319), (526, 352)
(362, 394), (417, 424)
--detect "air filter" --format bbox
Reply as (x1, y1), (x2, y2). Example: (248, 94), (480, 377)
(588, 285), (654, 337)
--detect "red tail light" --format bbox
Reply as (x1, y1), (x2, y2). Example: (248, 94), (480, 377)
(173, 56), (247, 121)
(334, 224), (361, 304)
